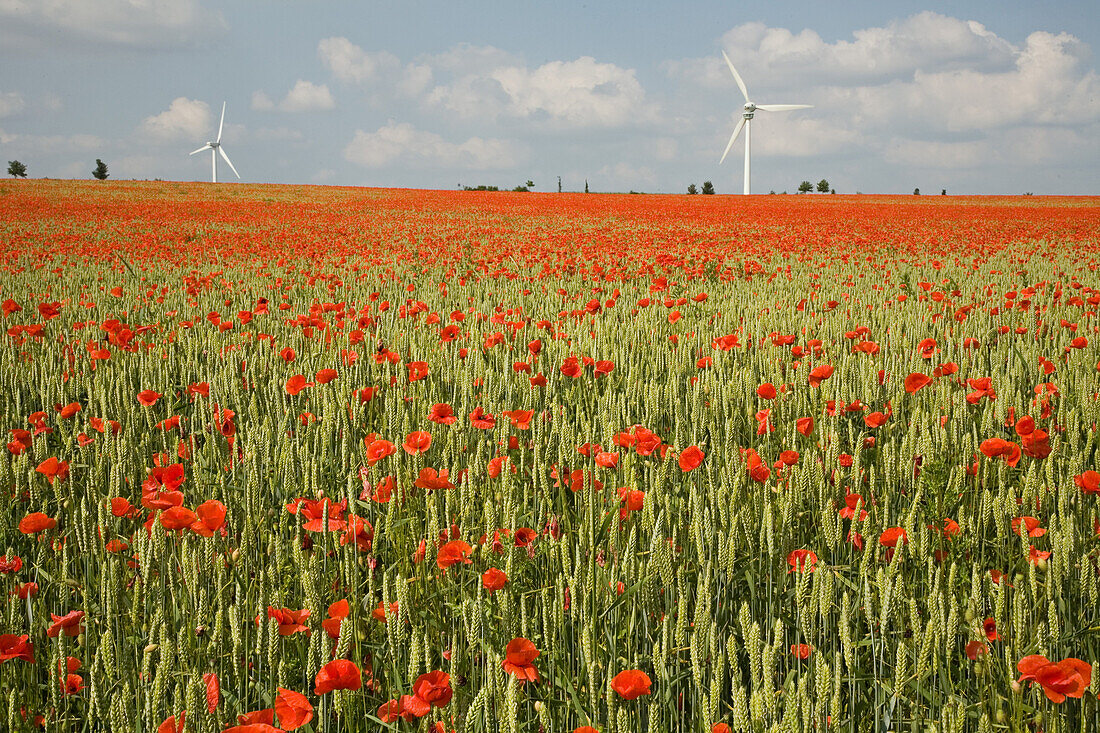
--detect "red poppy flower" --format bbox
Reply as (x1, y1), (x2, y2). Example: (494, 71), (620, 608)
(879, 527), (908, 548)
(0, 634), (34, 663)
(1075, 470), (1100, 494)
(137, 390), (162, 407)
(160, 506), (198, 531)
(403, 430), (432, 455)
(482, 567), (507, 592)
(285, 375), (311, 396)
(787, 549), (817, 573)
(378, 700), (403, 723)
(1017, 655), (1092, 703)
(314, 659), (361, 695)
(274, 688), (314, 731)
(407, 361), (429, 382)
(1012, 516), (1046, 538)
(790, 644), (812, 660)
(36, 457), (70, 484)
(678, 445), (704, 472)
(203, 672), (219, 713)
(502, 637), (540, 682)
(47, 610), (85, 638)
(428, 403), (456, 425)
(413, 670), (453, 708)
(266, 607), (311, 636)
(756, 383), (777, 400)
(156, 712), (185, 733)
(469, 407), (496, 429)
(611, 669), (652, 700)
(904, 373), (931, 394)
(983, 618), (1001, 641)
(808, 364), (834, 387)
(366, 439), (396, 466)
(503, 409), (534, 430)
(979, 438), (1021, 467)
(322, 599), (350, 639)
(19, 512), (56, 534)
(795, 416), (814, 437)
(437, 540), (473, 570)
(191, 500), (227, 537)
(966, 640), (989, 660)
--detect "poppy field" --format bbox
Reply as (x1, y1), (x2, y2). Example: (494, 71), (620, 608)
(2, 179), (1100, 732)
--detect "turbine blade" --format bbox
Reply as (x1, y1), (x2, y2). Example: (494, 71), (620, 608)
(755, 104), (814, 112)
(190, 145), (212, 156)
(721, 50), (750, 103)
(217, 101), (226, 142)
(719, 117), (746, 165)
(218, 146), (240, 179)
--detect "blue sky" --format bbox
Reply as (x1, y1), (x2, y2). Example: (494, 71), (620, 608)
(1, 1), (1097, 193)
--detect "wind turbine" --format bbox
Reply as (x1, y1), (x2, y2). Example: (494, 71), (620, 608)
(189, 102), (240, 183)
(718, 51), (812, 195)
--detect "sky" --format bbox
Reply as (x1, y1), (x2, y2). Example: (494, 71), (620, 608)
(0, 1), (1097, 194)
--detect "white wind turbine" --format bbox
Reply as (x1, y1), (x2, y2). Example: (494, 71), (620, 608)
(189, 102), (240, 183)
(718, 51), (812, 195)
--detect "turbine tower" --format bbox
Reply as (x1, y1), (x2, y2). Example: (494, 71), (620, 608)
(189, 102), (240, 183)
(718, 51), (812, 195)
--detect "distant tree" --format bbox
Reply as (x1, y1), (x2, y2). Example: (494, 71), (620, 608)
(913, 188), (920, 195)
(585, 179), (589, 193)
(557, 176), (561, 193)
(526, 180), (534, 189)
(7, 160), (27, 178)
(687, 183), (698, 195)
(830, 189), (836, 194)
(93, 159), (109, 180)
(798, 180), (813, 193)
(769, 190), (776, 195)
(816, 179), (829, 193)
(701, 181), (715, 195)
(941, 189), (946, 195)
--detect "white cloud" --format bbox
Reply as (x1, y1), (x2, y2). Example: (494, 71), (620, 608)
(318, 37), (400, 83)
(398, 64), (433, 97)
(278, 80), (335, 112)
(0, 91), (25, 118)
(251, 91), (275, 111)
(343, 122), (521, 169)
(427, 56), (654, 127)
(663, 12), (1100, 182)
(141, 98), (211, 141)
(0, 0), (225, 49)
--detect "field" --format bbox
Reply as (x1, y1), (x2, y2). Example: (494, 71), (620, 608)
(1, 180), (1100, 732)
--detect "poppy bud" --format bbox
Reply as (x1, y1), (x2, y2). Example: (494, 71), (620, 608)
(229, 549), (240, 565)
(144, 644), (159, 654)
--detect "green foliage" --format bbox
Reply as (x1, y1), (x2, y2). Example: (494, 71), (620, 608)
(798, 180), (813, 193)
(93, 159), (109, 181)
(816, 179), (829, 193)
(700, 181), (715, 195)
(7, 160), (27, 178)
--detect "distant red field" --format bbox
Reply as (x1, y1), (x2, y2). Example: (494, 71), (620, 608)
(1, 180), (1099, 732)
